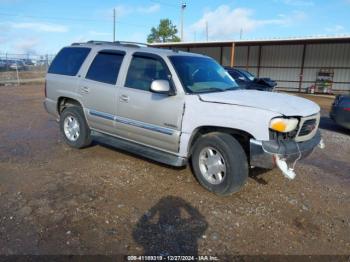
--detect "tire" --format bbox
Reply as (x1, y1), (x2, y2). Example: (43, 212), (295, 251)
(60, 106), (91, 149)
(191, 132), (248, 196)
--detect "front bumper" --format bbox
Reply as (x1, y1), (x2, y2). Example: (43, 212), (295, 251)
(250, 130), (322, 169)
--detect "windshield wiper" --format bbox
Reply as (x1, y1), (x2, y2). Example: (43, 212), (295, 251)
(194, 87), (227, 93)
(225, 87), (237, 91)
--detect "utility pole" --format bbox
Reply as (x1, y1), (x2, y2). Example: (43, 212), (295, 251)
(240, 28), (243, 39)
(180, 2), (186, 41)
(205, 21), (208, 41)
(113, 8), (116, 42)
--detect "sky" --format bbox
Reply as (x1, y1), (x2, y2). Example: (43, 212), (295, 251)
(0, 0), (350, 55)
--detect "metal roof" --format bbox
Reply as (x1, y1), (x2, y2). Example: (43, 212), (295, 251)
(68, 40), (204, 57)
(151, 35), (350, 47)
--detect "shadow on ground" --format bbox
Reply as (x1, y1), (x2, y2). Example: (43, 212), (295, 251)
(319, 116), (350, 135)
(249, 168), (269, 185)
(132, 196), (208, 256)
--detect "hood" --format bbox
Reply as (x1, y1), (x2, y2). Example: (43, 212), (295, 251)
(199, 90), (320, 117)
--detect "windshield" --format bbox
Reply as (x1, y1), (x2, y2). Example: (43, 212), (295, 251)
(169, 55), (238, 93)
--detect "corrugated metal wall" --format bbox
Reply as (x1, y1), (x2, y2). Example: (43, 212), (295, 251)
(222, 47), (231, 66)
(189, 47), (221, 63)
(233, 43), (350, 93)
(303, 43), (350, 91)
(163, 41), (350, 93)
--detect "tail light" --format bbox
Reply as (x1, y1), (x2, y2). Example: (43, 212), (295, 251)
(344, 108), (350, 111)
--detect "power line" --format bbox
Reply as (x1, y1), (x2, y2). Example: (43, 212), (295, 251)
(0, 12), (108, 23)
(0, 12), (150, 28)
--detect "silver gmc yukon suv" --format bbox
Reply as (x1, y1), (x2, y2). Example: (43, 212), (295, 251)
(44, 41), (324, 195)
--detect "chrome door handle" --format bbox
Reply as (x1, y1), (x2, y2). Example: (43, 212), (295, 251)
(120, 94), (129, 102)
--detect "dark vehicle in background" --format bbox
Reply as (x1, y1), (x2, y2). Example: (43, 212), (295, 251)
(330, 95), (350, 129)
(0, 60), (6, 70)
(9, 61), (26, 71)
(224, 67), (277, 92)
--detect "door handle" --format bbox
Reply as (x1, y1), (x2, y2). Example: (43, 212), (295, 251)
(120, 94), (129, 102)
(81, 86), (90, 94)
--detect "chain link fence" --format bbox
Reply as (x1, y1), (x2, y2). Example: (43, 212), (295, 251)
(0, 53), (56, 86)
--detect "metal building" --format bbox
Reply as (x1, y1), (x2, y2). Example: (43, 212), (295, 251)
(152, 36), (350, 94)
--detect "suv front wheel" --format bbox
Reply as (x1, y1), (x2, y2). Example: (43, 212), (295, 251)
(191, 132), (248, 195)
(60, 106), (91, 148)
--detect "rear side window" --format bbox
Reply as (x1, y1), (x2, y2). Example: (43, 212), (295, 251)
(48, 47), (90, 76)
(86, 52), (125, 85)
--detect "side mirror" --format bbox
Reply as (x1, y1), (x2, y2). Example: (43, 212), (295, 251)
(150, 80), (171, 94)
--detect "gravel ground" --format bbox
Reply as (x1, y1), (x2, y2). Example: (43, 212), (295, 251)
(0, 85), (349, 256)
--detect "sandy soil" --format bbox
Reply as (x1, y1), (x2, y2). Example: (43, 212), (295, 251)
(0, 85), (349, 256)
(0, 70), (46, 82)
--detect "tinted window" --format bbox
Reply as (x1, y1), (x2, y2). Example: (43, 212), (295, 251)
(227, 70), (242, 80)
(86, 52), (124, 85)
(48, 47), (90, 76)
(237, 69), (255, 81)
(125, 56), (168, 91)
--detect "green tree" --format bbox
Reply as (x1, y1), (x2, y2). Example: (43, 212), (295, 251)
(147, 19), (180, 43)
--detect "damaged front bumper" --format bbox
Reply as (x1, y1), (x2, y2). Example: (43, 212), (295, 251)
(250, 131), (323, 178)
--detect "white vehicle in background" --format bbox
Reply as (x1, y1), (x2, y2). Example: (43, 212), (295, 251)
(44, 40), (324, 195)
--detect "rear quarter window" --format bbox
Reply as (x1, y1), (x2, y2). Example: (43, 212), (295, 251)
(48, 47), (90, 76)
(85, 51), (125, 85)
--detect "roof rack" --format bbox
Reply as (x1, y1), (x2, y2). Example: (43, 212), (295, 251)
(71, 40), (149, 48)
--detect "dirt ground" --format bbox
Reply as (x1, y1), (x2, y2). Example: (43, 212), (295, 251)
(0, 70), (46, 83)
(0, 85), (349, 256)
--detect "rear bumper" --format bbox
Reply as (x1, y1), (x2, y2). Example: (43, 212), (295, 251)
(250, 131), (322, 169)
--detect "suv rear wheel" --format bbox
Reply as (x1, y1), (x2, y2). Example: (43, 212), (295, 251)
(191, 132), (248, 195)
(60, 106), (91, 148)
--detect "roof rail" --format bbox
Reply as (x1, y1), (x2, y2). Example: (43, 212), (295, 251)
(71, 40), (149, 48)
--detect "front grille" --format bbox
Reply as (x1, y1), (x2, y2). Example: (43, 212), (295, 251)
(299, 119), (317, 136)
(295, 113), (320, 142)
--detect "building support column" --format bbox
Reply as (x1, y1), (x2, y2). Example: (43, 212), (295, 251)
(220, 46), (223, 65)
(230, 42), (235, 67)
(246, 46), (250, 70)
(299, 44), (307, 93)
(257, 45), (262, 77)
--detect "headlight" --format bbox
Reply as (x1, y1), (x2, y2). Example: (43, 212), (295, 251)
(270, 117), (299, 133)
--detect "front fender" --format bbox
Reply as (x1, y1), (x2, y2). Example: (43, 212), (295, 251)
(177, 95), (280, 157)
